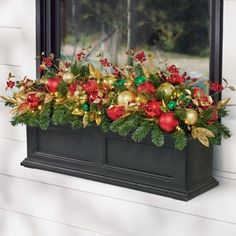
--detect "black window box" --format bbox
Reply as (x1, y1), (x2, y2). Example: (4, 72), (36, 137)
(21, 125), (218, 201)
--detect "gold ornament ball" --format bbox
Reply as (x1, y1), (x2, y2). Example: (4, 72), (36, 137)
(172, 88), (184, 99)
(136, 94), (148, 104)
(184, 109), (198, 125)
(158, 83), (175, 97)
(63, 71), (74, 84)
(103, 76), (116, 85)
(117, 91), (136, 107)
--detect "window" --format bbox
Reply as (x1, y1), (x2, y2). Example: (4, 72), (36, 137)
(36, 0), (223, 100)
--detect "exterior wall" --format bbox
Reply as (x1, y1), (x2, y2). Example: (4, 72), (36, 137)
(0, 0), (236, 235)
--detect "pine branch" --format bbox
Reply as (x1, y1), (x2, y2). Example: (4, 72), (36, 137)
(101, 116), (111, 132)
(218, 108), (229, 118)
(70, 116), (83, 129)
(151, 126), (164, 147)
(52, 105), (71, 125)
(148, 74), (161, 87)
(11, 104), (51, 130)
(214, 122), (231, 139)
(57, 81), (68, 96)
(70, 62), (81, 76)
(116, 114), (140, 136)
(109, 116), (128, 133)
(134, 64), (144, 77)
(172, 129), (187, 151)
(174, 108), (186, 120)
(132, 120), (151, 142)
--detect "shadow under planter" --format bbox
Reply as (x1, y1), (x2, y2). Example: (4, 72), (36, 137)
(21, 125), (219, 201)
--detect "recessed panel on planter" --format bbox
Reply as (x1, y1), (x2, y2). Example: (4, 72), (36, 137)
(37, 126), (94, 162)
(105, 138), (174, 177)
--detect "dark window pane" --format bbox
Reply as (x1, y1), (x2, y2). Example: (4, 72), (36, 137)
(60, 0), (209, 80)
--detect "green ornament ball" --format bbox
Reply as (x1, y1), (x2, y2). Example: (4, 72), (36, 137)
(114, 78), (126, 87)
(82, 103), (90, 111)
(134, 76), (146, 86)
(180, 94), (187, 100)
(167, 101), (177, 110)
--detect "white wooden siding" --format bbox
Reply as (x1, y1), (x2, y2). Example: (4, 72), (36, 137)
(0, 0), (236, 235)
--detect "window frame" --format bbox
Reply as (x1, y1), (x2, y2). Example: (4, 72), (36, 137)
(36, 0), (224, 101)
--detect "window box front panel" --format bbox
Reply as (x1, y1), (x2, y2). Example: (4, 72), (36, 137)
(22, 126), (218, 201)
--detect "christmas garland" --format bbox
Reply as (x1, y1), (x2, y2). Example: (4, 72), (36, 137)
(1, 49), (234, 150)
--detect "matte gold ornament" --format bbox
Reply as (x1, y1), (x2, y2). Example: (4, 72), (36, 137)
(63, 71), (74, 84)
(184, 109), (198, 125)
(158, 83), (175, 97)
(117, 91), (136, 107)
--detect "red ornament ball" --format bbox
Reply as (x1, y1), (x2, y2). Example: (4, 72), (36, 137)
(83, 80), (98, 93)
(27, 93), (40, 108)
(208, 110), (219, 124)
(137, 82), (155, 94)
(159, 112), (179, 132)
(106, 105), (125, 121)
(144, 100), (162, 118)
(46, 77), (61, 93)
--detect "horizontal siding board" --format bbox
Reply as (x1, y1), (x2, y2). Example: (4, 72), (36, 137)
(0, 0), (22, 28)
(0, 28), (22, 66)
(0, 208), (106, 236)
(0, 102), (26, 142)
(0, 174), (236, 236)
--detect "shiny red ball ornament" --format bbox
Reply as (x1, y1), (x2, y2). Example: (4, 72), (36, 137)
(27, 93), (40, 108)
(144, 100), (162, 118)
(159, 112), (179, 133)
(83, 80), (98, 93)
(106, 105), (125, 121)
(137, 82), (155, 94)
(46, 77), (61, 93)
